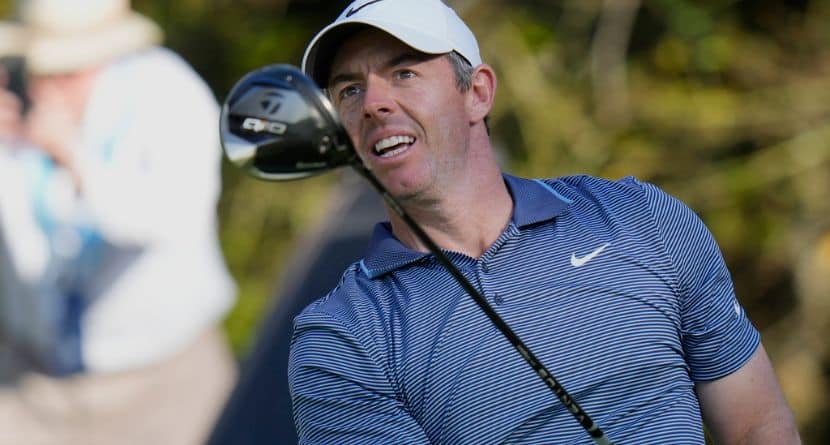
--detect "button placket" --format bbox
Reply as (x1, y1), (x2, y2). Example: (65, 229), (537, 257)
(477, 260), (504, 306)
(493, 293), (504, 305)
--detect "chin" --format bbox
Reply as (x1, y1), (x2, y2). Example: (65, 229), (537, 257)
(379, 169), (436, 203)
(390, 184), (442, 208)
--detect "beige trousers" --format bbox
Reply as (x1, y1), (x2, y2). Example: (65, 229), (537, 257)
(0, 328), (237, 445)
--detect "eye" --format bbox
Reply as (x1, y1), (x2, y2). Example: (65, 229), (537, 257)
(336, 83), (363, 102)
(396, 69), (416, 80)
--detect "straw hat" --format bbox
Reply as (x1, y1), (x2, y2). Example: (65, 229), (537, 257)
(21, 0), (163, 74)
(0, 22), (27, 58)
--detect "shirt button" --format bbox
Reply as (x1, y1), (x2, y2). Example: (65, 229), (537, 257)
(481, 263), (490, 273)
(493, 293), (504, 305)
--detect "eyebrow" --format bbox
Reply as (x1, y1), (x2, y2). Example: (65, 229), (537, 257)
(328, 51), (436, 88)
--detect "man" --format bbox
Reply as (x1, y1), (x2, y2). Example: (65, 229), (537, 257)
(288, 0), (801, 444)
(0, 2), (236, 444)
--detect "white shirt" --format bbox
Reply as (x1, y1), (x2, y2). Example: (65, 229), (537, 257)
(0, 47), (236, 373)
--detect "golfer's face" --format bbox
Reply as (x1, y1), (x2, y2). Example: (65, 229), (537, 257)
(328, 29), (474, 203)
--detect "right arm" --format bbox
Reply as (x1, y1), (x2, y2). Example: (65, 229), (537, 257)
(288, 309), (431, 445)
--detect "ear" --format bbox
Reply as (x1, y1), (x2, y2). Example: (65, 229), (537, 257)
(466, 64), (496, 124)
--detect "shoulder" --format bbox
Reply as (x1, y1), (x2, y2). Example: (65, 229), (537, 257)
(536, 174), (680, 219)
(293, 261), (382, 332)
(290, 261), (397, 373)
(110, 47), (197, 79)
(537, 174), (650, 203)
(99, 47), (215, 104)
(548, 174), (695, 214)
(533, 175), (709, 257)
(88, 47), (217, 134)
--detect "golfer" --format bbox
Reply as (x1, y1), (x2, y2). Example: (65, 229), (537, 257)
(288, 0), (801, 443)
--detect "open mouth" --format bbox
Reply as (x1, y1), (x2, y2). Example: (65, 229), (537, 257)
(373, 135), (415, 158)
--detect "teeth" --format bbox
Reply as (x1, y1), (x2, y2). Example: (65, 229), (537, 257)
(378, 145), (409, 158)
(374, 135), (414, 154)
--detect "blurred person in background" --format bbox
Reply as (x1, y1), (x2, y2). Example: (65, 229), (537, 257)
(0, 1), (237, 444)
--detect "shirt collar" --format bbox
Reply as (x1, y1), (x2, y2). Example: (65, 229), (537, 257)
(360, 174), (572, 279)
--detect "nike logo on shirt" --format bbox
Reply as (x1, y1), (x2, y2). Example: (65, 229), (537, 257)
(570, 243), (610, 267)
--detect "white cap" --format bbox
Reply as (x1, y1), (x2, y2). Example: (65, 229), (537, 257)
(302, 0), (482, 86)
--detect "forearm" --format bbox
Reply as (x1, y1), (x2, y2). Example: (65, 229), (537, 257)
(721, 407), (800, 445)
(698, 345), (801, 445)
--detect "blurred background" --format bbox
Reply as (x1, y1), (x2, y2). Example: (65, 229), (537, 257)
(3, 0), (827, 442)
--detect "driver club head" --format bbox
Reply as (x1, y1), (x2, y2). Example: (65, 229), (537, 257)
(220, 64), (356, 181)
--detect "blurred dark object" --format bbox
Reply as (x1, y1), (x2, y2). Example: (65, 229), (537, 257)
(0, 55), (29, 112)
(206, 171), (386, 445)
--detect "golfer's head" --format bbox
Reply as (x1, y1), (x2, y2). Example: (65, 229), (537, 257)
(301, 0), (482, 89)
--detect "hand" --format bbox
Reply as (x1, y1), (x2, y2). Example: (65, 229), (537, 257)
(24, 98), (84, 190)
(24, 101), (81, 168)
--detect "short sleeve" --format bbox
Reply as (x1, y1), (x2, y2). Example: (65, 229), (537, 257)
(638, 180), (760, 382)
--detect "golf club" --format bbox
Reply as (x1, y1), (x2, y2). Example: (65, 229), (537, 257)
(220, 64), (615, 445)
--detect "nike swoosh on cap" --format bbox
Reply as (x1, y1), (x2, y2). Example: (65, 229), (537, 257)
(346, 0), (385, 17)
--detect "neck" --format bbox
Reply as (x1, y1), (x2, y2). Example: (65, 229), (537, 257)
(387, 150), (512, 259)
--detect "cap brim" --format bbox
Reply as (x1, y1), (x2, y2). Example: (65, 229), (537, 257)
(302, 19), (454, 87)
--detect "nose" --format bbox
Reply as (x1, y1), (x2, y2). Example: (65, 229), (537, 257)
(361, 75), (395, 121)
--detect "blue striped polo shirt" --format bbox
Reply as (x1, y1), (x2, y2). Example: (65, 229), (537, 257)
(288, 174), (760, 444)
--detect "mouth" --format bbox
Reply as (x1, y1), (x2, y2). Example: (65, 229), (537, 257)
(372, 135), (415, 158)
